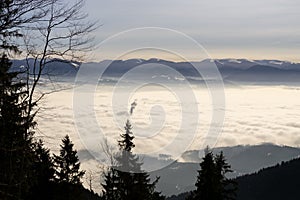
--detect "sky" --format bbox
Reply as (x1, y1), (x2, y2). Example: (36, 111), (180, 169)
(83, 0), (300, 62)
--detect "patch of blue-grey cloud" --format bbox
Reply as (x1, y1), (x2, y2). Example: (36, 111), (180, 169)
(83, 0), (300, 61)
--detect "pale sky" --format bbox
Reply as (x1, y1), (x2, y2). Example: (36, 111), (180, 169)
(83, 0), (300, 62)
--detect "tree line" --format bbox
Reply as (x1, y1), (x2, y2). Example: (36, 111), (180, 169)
(1, 0), (237, 199)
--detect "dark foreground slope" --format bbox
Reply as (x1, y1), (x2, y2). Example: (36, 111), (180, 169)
(30, 182), (102, 200)
(236, 157), (300, 200)
(167, 157), (300, 200)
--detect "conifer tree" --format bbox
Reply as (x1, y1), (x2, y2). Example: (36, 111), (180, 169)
(214, 152), (237, 200)
(116, 120), (141, 173)
(0, 1), (49, 198)
(33, 140), (55, 185)
(192, 148), (219, 200)
(53, 135), (85, 185)
(102, 168), (120, 200)
(29, 140), (55, 200)
(187, 148), (237, 200)
(0, 47), (36, 200)
(102, 120), (164, 200)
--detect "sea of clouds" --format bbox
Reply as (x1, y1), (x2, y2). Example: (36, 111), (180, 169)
(37, 83), (300, 154)
(34, 83), (300, 190)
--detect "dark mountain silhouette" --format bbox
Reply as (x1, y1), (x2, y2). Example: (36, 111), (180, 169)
(246, 65), (283, 72)
(11, 58), (79, 77)
(10, 58), (300, 84)
(225, 64), (300, 83)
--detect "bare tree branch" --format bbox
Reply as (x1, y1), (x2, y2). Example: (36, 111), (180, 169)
(21, 0), (98, 120)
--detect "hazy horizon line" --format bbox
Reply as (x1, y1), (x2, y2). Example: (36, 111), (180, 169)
(93, 57), (300, 64)
(15, 56), (300, 64)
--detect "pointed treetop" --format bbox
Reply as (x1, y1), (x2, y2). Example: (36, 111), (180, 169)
(54, 135), (85, 185)
(118, 119), (135, 152)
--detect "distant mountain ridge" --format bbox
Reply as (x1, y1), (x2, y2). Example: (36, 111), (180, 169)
(11, 58), (300, 84)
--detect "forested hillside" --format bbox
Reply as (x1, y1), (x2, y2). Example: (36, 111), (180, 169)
(167, 157), (300, 200)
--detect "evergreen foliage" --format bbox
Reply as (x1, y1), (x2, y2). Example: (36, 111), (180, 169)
(0, 53), (36, 200)
(0, 1), (101, 199)
(30, 137), (101, 200)
(215, 152), (237, 200)
(29, 140), (55, 199)
(33, 140), (55, 184)
(0, 1), (36, 196)
(235, 157), (300, 200)
(53, 135), (85, 185)
(102, 120), (165, 200)
(167, 157), (300, 200)
(102, 168), (121, 200)
(187, 147), (237, 200)
(3, 1), (298, 200)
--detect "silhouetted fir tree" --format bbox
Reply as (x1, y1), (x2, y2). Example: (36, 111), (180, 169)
(34, 140), (55, 183)
(102, 168), (121, 200)
(102, 120), (164, 200)
(188, 147), (218, 200)
(215, 152), (237, 200)
(0, 54), (36, 199)
(116, 120), (141, 173)
(53, 135), (85, 185)
(0, 1), (41, 198)
(30, 139), (55, 199)
(187, 148), (236, 200)
(29, 139), (102, 200)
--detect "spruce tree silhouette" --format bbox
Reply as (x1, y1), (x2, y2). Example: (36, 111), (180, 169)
(0, 54), (36, 199)
(215, 152), (237, 200)
(102, 168), (121, 200)
(31, 140), (55, 199)
(187, 147), (237, 200)
(102, 120), (165, 200)
(0, 1), (51, 198)
(53, 135), (85, 185)
(34, 140), (55, 184)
